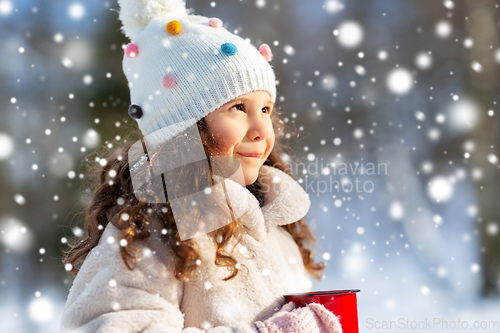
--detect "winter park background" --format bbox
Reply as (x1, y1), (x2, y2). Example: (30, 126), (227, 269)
(1, 0), (500, 332)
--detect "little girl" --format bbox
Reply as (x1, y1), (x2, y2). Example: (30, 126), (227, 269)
(60, 0), (343, 332)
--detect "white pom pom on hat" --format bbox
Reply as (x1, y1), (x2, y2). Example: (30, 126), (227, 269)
(118, 0), (193, 40)
(117, 0), (278, 148)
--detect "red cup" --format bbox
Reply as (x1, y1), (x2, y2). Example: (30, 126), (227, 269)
(284, 289), (360, 333)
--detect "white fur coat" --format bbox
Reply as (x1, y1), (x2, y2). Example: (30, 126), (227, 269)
(60, 164), (314, 333)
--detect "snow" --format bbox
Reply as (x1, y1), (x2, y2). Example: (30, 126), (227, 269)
(435, 20), (452, 38)
(0, 217), (32, 253)
(335, 21), (364, 48)
(83, 128), (100, 148)
(415, 52), (433, 70)
(487, 154), (498, 165)
(324, 0), (343, 14)
(283, 45), (295, 56)
(388, 201), (404, 220)
(82, 74), (93, 85)
(472, 61), (483, 72)
(427, 176), (454, 202)
(386, 68), (413, 95)
(28, 297), (54, 323)
(447, 98), (480, 133)
(0, 133), (14, 159)
(68, 3), (85, 20)
(378, 50), (388, 61)
(13, 194), (26, 205)
(0, 0), (13, 16)
(53, 33), (64, 43)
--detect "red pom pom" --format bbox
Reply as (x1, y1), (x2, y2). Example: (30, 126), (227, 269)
(162, 74), (176, 89)
(125, 43), (139, 58)
(208, 17), (223, 29)
(259, 43), (273, 62)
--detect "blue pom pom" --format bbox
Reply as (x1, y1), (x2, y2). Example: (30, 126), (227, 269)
(221, 43), (238, 56)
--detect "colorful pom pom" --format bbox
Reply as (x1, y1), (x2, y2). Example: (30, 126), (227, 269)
(221, 43), (238, 56)
(208, 17), (223, 29)
(162, 74), (176, 89)
(259, 43), (273, 62)
(128, 104), (143, 119)
(125, 43), (139, 58)
(166, 20), (181, 34)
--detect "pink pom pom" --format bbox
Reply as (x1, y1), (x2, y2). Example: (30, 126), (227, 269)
(162, 74), (176, 89)
(125, 43), (139, 58)
(208, 17), (223, 29)
(259, 43), (273, 62)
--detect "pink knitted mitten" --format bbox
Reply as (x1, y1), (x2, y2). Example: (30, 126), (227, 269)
(252, 301), (343, 333)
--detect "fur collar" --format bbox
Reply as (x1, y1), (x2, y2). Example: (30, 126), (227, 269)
(258, 164), (311, 228)
(221, 164), (311, 241)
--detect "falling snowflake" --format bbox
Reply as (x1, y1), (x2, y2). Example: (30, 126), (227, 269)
(420, 285), (431, 296)
(0, 0), (13, 16)
(28, 297), (54, 322)
(387, 68), (413, 95)
(68, 2), (85, 20)
(0, 133), (14, 159)
(334, 21), (364, 48)
(435, 20), (452, 38)
(428, 176), (454, 202)
(389, 201), (404, 220)
(415, 52), (433, 70)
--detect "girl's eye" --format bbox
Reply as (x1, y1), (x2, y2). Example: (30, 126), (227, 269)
(230, 104), (272, 113)
(231, 104), (244, 111)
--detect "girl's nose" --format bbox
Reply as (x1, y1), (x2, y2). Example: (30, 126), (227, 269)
(247, 112), (270, 141)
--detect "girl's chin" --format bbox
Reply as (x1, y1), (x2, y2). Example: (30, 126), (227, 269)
(241, 169), (260, 185)
(243, 177), (258, 186)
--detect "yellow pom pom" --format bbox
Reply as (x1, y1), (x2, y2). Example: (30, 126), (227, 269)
(166, 20), (181, 34)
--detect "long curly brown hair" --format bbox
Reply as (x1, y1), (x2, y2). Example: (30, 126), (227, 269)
(63, 104), (325, 283)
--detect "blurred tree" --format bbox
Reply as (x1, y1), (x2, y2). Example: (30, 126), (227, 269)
(465, 0), (500, 297)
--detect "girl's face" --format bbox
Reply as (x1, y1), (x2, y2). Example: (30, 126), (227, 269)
(204, 90), (275, 186)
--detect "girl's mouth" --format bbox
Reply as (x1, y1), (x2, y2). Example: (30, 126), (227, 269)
(237, 152), (262, 158)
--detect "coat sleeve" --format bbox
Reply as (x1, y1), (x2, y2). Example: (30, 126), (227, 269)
(60, 222), (257, 333)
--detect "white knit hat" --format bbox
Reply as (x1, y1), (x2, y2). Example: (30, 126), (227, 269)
(118, 0), (277, 148)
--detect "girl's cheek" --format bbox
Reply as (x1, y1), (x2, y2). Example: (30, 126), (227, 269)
(223, 133), (241, 151)
(213, 129), (241, 154)
(267, 123), (276, 141)
(219, 119), (245, 143)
